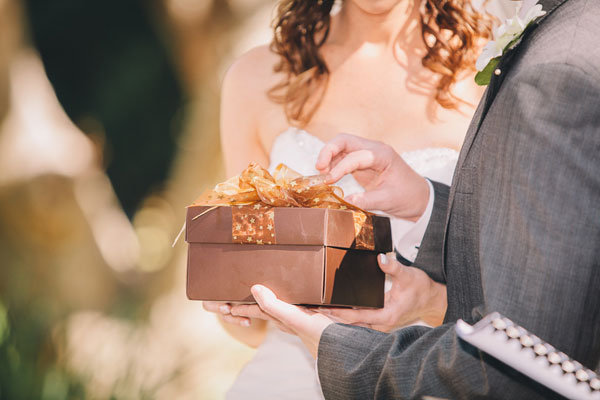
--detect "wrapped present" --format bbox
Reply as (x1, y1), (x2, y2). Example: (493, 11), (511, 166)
(185, 163), (392, 308)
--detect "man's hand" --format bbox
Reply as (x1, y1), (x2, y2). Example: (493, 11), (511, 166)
(319, 254), (447, 331)
(316, 134), (430, 221)
(230, 286), (334, 359)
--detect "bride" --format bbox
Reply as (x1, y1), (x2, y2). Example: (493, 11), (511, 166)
(205, 0), (489, 398)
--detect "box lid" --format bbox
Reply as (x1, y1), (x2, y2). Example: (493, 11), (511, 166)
(185, 205), (392, 252)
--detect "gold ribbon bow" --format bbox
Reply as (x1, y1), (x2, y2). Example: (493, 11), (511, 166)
(194, 162), (368, 212)
(192, 163), (374, 249)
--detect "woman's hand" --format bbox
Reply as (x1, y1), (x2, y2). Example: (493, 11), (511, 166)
(318, 254), (447, 331)
(203, 301), (251, 327)
(203, 301), (268, 348)
(316, 134), (430, 221)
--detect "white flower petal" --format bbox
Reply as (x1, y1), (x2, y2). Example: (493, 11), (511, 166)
(523, 4), (546, 24)
(476, 56), (491, 72)
(477, 0), (546, 76)
(486, 0), (520, 21)
(476, 41), (502, 71)
(519, 0), (539, 20)
(496, 29), (518, 49)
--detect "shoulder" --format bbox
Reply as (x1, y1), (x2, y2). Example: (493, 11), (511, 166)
(518, 0), (600, 79)
(495, 62), (599, 154)
(221, 44), (281, 104)
(221, 45), (290, 150)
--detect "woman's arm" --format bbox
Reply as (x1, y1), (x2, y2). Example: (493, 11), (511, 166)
(206, 47), (273, 348)
(220, 47), (270, 176)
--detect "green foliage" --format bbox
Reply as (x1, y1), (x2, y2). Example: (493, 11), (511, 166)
(0, 299), (86, 399)
(475, 57), (500, 86)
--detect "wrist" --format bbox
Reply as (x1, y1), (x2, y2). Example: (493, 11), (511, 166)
(406, 178), (430, 222)
(423, 282), (447, 327)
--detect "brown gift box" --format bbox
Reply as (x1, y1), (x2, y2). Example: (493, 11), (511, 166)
(185, 205), (393, 308)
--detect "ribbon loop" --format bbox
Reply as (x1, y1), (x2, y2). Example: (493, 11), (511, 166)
(194, 162), (368, 214)
(193, 163), (375, 249)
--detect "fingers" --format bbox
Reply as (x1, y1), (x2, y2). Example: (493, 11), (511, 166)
(319, 307), (389, 328)
(318, 307), (365, 324)
(325, 150), (376, 183)
(345, 189), (391, 211)
(203, 301), (233, 314)
(316, 144), (340, 174)
(378, 253), (400, 276)
(203, 302), (253, 326)
(251, 285), (307, 329)
(316, 134), (371, 173)
(230, 304), (272, 321)
(221, 313), (251, 327)
(229, 304), (298, 333)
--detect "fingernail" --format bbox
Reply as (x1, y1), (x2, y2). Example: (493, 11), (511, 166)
(241, 320), (250, 327)
(219, 305), (230, 314)
(325, 174), (334, 183)
(252, 285), (263, 294)
(379, 253), (388, 265)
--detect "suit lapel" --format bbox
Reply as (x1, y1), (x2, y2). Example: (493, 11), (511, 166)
(539, 0), (569, 11)
(441, 0), (570, 276)
(455, 0), (568, 174)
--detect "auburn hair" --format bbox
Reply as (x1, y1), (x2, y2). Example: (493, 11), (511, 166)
(268, 0), (491, 125)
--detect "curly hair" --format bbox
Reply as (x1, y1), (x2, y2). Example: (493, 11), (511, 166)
(268, 0), (491, 125)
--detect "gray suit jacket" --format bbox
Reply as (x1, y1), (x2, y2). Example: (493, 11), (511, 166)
(317, 0), (600, 398)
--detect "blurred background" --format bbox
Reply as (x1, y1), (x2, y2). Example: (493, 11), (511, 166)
(0, 0), (277, 398)
(0, 0), (514, 398)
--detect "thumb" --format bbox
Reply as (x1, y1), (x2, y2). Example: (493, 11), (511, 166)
(346, 189), (390, 212)
(378, 253), (401, 276)
(251, 285), (306, 328)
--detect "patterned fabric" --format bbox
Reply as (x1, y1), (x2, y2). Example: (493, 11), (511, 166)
(231, 204), (276, 245)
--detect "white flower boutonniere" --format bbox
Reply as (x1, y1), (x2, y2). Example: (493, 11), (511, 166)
(475, 0), (546, 86)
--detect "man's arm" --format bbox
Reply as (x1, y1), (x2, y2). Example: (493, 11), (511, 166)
(317, 62), (600, 399)
(411, 181), (450, 284)
(318, 323), (534, 399)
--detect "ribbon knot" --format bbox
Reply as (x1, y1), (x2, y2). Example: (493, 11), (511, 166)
(187, 163), (375, 250)
(194, 162), (368, 213)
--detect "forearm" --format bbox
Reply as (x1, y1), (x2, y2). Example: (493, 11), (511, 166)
(317, 322), (551, 399)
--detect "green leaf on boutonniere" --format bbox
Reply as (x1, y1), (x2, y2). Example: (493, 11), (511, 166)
(475, 57), (500, 86)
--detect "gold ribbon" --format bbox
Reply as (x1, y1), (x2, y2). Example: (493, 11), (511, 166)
(192, 163), (374, 249)
(194, 163), (368, 211)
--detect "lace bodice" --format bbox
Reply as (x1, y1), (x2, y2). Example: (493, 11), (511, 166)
(269, 127), (459, 255)
(269, 127), (459, 194)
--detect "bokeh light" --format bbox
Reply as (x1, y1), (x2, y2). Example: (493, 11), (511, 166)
(0, 0), (276, 398)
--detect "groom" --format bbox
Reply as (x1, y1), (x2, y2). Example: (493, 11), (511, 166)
(232, 0), (600, 397)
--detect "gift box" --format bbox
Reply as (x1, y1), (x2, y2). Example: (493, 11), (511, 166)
(185, 163), (392, 308)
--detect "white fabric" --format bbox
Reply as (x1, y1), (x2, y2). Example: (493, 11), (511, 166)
(226, 127), (458, 399)
(395, 179), (435, 263)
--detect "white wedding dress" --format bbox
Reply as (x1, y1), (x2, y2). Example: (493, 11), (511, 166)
(226, 127), (458, 400)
